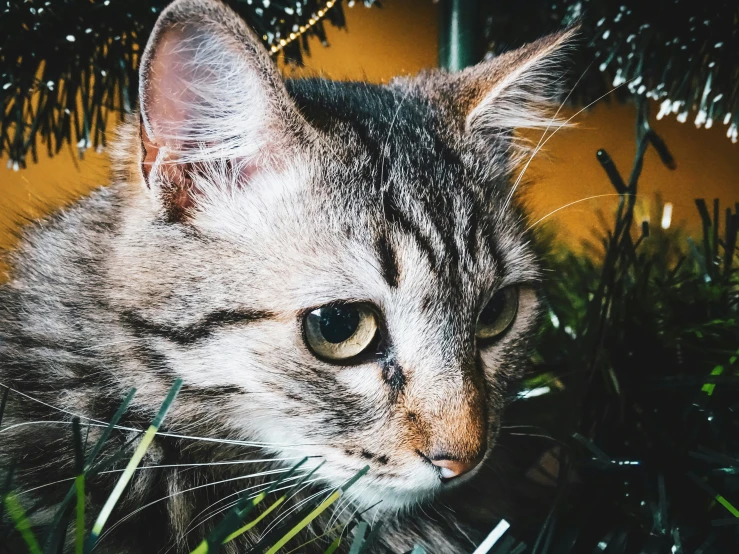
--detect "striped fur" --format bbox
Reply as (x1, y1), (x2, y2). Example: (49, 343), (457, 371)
(0, 1), (573, 551)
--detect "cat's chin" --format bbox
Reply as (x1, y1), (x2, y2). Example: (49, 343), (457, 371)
(353, 481), (440, 514)
(311, 465), (445, 514)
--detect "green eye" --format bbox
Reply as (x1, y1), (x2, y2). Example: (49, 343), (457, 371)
(475, 287), (519, 341)
(304, 304), (378, 361)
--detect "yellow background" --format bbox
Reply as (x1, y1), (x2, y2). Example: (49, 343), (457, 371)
(1, 0), (737, 268)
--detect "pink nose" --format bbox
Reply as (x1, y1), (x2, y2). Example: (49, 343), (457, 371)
(429, 457), (481, 480)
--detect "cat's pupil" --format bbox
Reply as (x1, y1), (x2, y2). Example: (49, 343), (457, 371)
(319, 306), (360, 343)
(480, 292), (505, 326)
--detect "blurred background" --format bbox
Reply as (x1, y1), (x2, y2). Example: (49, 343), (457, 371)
(1, 0), (737, 262)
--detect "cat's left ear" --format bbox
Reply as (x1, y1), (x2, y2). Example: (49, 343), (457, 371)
(137, 0), (313, 219)
(394, 27), (577, 156)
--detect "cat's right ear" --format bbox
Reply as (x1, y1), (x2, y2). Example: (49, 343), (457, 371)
(138, 0), (311, 219)
(392, 28), (577, 166)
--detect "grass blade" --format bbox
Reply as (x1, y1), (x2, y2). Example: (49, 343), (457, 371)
(85, 388), (136, 470)
(357, 521), (383, 554)
(3, 492), (42, 554)
(71, 417), (86, 554)
(262, 466), (369, 554)
(190, 457), (311, 553)
(0, 385), (9, 429)
(222, 496), (285, 544)
(472, 519), (511, 554)
(75, 475), (85, 554)
(85, 379), (181, 552)
(42, 392), (137, 552)
(348, 521), (368, 554)
(323, 536), (342, 554)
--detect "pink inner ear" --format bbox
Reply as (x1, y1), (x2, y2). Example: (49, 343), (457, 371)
(143, 30), (197, 144)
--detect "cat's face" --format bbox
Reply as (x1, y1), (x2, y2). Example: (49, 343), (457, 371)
(114, 0), (572, 511)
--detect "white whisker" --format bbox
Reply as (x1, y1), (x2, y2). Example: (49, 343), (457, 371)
(380, 86), (412, 190)
(327, 482), (367, 531)
(501, 61), (593, 211)
(185, 473), (305, 532)
(16, 458), (305, 498)
(504, 78), (636, 212)
(525, 193), (632, 232)
(98, 468), (294, 544)
(0, 383), (318, 449)
(259, 486), (332, 539)
(0, 420), (74, 434)
(182, 477), (324, 541)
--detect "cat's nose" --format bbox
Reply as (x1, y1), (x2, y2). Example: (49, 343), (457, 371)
(428, 455), (482, 480)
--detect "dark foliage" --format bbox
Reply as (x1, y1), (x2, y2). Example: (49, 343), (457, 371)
(483, 0), (739, 142)
(0, 0), (375, 167)
(497, 100), (739, 553)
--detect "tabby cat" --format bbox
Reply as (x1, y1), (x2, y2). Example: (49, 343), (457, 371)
(0, 0), (573, 551)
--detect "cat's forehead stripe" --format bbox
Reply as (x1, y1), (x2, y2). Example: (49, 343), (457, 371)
(119, 308), (275, 346)
(375, 233), (400, 289)
(380, 189), (440, 271)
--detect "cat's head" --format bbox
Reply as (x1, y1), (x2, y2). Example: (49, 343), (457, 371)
(113, 0), (573, 511)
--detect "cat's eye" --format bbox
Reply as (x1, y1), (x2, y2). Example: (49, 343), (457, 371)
(475, 287), (519, 341)
(304, 303), (378, 361)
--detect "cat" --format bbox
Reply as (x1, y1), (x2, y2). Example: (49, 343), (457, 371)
(0, 0), (574, 551)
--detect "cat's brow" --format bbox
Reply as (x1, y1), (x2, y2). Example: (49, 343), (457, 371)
(119, 308), (275, 346)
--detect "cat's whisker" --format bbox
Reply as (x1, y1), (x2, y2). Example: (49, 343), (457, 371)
(503, 60), (594, 209)
(499, 424), (547, 430)
(380, 85), (412, 191)
(326, 480), (362, 529)
(165, 457), (304, 469)
(258, 486), (332, 540)
(504, 79), (636, 212)
(0, 383), (320, 448)
(150, 431), (318, 449)
(184, 477), (294, 534)
(524, 193), (632, 232)
(0, 417), (310, 449)
(98, 468), (296, 544)
(327, 481), (368, 530)
(184, 476), (324, 539)
(337, 486), (371, 539)
(505, 431), (559, 441)
(0, 420), (74, 434)
(501, 60), (593, 211)
(16, 476), (79, 496)
(18, 462), (297, 497)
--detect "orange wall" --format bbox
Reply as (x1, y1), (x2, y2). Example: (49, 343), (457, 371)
(1, 0), (737, 265)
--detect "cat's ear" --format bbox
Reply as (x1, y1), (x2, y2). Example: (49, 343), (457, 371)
(138, 0), (309, 219)
(395, 28), (577, 157)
